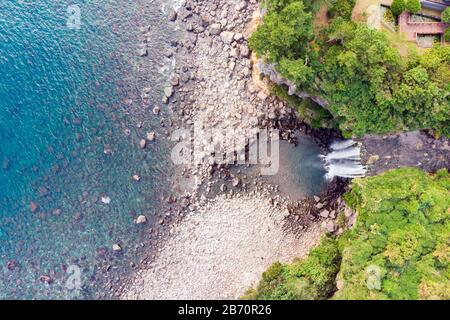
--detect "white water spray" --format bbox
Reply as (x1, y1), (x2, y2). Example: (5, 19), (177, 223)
(323, 140), (367, 179)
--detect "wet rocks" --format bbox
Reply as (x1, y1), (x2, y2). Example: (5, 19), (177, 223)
(6, 260), (19, 271)
(2, 157), (10, 171)
(366, 154), (380, 165)
(146, 132), (156, 141)
(135, 215), (147, 224)
(103, 144), (112, 155)
(319, 209), (330, 218)
(152, 106), (161, 115)
(38, 186), (49, 197)
(232, 177), (241, 187)
(139, 139), (147, 149)
(169, 10), (177, 22)
(39, 275), (53, 284)
(101, 196), (111, 204)
(30, 201), (39, 213)
(138, 47), (148, 57)
(164, 86), (174, 98)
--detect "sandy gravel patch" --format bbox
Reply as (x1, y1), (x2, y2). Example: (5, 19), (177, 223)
(123, 194), (323, 300)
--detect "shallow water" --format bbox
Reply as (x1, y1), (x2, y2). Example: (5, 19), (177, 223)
(260, 134), (328, 201)
(0, 0), (329, 299)
(0, 0), (177, 299)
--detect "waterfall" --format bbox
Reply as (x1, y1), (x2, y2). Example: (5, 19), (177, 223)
(323, 140), (367, 179)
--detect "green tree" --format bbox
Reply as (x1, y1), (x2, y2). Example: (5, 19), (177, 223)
(445, 28), (450, 42)
(245, 168), (450, 300)
(391, 0), (406, 16)
(249, 1), (314, 63)
(406, 0), (421, 14)
(328, 0), (356, 21)
(442, 7), (450, 24)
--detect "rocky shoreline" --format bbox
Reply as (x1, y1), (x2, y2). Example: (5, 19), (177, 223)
(118, 0), (448, 300)
(116, 0), (350, 299)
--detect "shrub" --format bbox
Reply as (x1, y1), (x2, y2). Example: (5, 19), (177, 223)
(406, 0), (421, 14)
(328, 0), (356, 21)
(444, 28), (450, 42)
(391, 0), (406, 16)
(383, 8), (395, 24)
(249, 1), (314, 63)
(442, 7), (450, 24)
(242, 236), (341, 300)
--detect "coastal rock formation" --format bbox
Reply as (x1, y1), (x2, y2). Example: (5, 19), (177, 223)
(171, 0), (302, 184)
(360, 131), (450, 176)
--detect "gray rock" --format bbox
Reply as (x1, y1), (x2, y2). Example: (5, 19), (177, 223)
(138, 47), (148, 57)
(236, 1), (248, 11)
(139, 139), (147, 149)
(164, 86), (174, 98)
(209, 23), (222, 35)
(135, 215), (147, 224)
(169, 10), (177, 22)
(326, 220), (336, 233)
(220, 31), (235, 44)
(147, 131), (156, 141)
(320, 210), (330, 218)
(315, 202), (325, 209)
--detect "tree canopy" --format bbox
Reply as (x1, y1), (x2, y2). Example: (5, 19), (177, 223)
(249, 0), (450, 137)
(391, 0), (406, 16)
(244, 168), (450, 300)
(406, 0), (421, 14)
(442, 7), (450, 24)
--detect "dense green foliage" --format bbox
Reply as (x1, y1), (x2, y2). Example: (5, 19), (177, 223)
(245, 168), (450, 300)
(269, 83), (336, 128)
(250, 0), (450, 137)
(242, 236), (341, 299)
(445, 28), (450, 43)
(406, 0), (421, 14)
(442, 7), (450, 24)
(391, 0), (406, 16)
(336, 168), (450, 299)
(328, 0), (356, 20)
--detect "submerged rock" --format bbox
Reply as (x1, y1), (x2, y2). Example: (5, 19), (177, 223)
(139, 139), (147, 149)
(30, 201), (39, 213)
(101, 196), (111, 204)
(135, 215), (147, 224)
(138, 48), (148, 57)
(147, 132), (156, 141)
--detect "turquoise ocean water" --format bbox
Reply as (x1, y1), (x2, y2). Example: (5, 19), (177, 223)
(0, 0), (328, 300)
(0, 0), (176, 299)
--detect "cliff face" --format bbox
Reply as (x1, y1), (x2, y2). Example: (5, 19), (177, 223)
(359, 130), (450, 176)
(257, 59), (330, 109)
